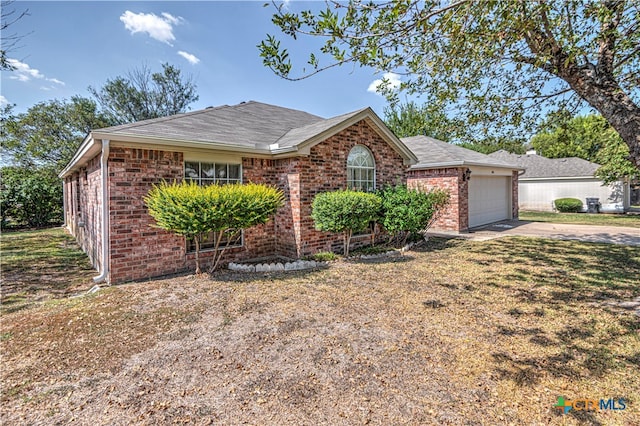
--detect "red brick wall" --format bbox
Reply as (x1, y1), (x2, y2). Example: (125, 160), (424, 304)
(69, 119), (470, 283)
(407, 167), (468, 232)
(107, 148), (185, 283)
(65, 155), (102, 271)
(295, 118), (407, 256)
(109, 151), (282, 282)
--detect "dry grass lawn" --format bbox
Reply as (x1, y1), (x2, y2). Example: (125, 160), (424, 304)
(1, 229), (639, 425)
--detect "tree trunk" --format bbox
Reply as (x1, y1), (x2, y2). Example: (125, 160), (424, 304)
(194, 237), (202, 275)
(564, 74), (640, 169)
(343, 230), (352, 257)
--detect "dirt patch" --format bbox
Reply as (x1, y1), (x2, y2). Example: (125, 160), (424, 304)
(1, 237), (639, 425)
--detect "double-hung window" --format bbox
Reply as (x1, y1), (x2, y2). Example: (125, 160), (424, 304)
(184, 161), (243, 252)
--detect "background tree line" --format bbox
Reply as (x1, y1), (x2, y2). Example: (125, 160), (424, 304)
(1, 62), (199, 229)
(384, 100), (638, 185)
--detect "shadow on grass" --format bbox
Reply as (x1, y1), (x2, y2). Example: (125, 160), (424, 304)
(1, 228), (96, 309)
(465, 237), (640, 301)
(467, 237), (640, 390)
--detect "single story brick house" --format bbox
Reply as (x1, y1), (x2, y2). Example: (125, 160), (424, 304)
(60, 101), (520, 284)
(489, 150), (631, 213)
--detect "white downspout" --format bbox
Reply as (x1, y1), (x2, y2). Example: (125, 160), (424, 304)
(93, 139), (110, 283)
(62, 179), (67, 229)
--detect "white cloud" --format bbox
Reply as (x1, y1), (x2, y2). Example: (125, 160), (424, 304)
(161, 12), (181, 25)
(178, 50), (200, 65)
(0, 95), (9, 106)
(120, 10), (183, 45)
(6, 59), (65, 86)
(367, 72), (402, 94)
(6, 58), (45, 81)
(47, 78), (65, 86)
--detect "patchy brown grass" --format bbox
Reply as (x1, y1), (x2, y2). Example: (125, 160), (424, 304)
(1, 227), (96, 313)
(1, 233), (639, 425)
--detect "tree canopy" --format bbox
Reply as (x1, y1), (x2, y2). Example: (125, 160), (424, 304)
(531, 112), (638, 183)
(89, 63), (199, 125)
(1, 97), (111, 171)
(459, 136), (527, 156)
(383, 101), (455, 141)
(383, 100), (526, 154)
(259, 0), (640, 168)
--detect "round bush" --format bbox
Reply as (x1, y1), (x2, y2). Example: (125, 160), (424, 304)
(554, 198), (583, 213)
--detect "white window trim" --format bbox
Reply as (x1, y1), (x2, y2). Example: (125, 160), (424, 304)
(347, 144), (376, 192)
(184, 161), (243, 186)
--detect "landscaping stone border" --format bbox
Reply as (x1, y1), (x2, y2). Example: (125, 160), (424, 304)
(228, 259), (328, 273)
(227, 243), (416, 272)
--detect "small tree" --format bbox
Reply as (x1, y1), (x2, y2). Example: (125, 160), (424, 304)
(311, 190), (381, 256)
(203, 183), (284, 271)
(145, 181), (283, 274)
(378, 185), (449, 246)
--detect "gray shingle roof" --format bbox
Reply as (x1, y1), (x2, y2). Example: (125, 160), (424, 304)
(275, 108), (367, 148)
(62, 101), (419, 178)
(488, 150), (600, 178)
(96, 101), (324, 148)
(401, 135), (521, 170)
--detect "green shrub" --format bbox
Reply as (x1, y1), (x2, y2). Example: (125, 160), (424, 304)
(311, 190), (381, 256)
(1, 166), (63, 229)
(554, 198), (583, 213)
(310, 251), (338, 261)
(378, 185), (449, 245)
(145, 181), (284, 273)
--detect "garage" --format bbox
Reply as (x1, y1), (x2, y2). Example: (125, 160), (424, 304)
(468, 176), (512, 228)
(402, 135), (521, 232)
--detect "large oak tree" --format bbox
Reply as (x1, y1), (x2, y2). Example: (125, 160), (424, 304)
(259, 0), (640, 167)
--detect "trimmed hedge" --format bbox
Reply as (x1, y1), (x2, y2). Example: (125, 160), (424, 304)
(378, 185), (449, 245)
(145, 180), (284, 273)
(554, 198), (583, 213)
(311, 190), (381, 256)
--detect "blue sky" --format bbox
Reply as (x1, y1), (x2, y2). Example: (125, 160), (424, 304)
(1, 1), (400, 118)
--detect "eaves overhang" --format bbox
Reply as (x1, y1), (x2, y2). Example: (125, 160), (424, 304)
(409, 160), (524, 171)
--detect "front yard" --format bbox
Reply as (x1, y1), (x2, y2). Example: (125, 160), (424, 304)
(1, 228), (639, 425)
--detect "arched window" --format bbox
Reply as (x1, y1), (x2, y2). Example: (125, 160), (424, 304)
(347, 145), (375, 191)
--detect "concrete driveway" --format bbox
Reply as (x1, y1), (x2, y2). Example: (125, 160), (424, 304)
(429, 220), (640, 246)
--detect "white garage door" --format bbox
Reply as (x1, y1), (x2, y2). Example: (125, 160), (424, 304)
(468, 176), (511, 228)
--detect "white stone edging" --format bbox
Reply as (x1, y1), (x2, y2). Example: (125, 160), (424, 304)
(228, 242), (416, 272)
(228, 259), (327, 273)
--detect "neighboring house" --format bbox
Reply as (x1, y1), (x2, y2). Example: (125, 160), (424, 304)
(488, 150), (630, 213)
(60, 101), (521, 284)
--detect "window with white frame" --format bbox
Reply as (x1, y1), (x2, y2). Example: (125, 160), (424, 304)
(184, 160), (243, 252)
(347, 145), (376, 191)
(185, 161), (241, 185)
